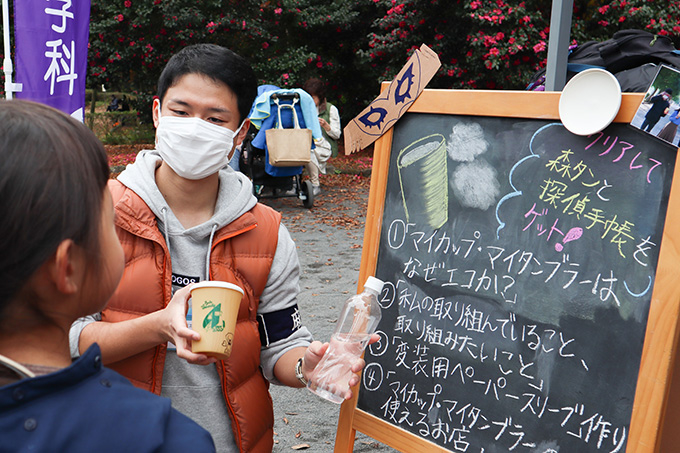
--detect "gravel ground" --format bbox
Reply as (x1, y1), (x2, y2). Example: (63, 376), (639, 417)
(259, 178), (397, 453)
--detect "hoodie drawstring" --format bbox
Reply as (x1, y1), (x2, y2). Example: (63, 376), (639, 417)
(161, 207), (172, 259)
(206, 224), (217, 281)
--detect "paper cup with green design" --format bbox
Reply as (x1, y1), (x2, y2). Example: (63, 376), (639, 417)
(190, 281), (243, 360)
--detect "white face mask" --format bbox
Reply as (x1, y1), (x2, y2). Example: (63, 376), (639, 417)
(155, 106), (244, 180)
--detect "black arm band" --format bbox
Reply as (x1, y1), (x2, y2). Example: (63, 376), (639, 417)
(257, 305), (302, 347)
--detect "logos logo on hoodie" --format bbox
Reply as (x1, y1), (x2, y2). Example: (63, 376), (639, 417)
(172, 273), (200, 288)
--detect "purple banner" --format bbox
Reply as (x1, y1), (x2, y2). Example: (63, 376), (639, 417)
(14, 0), (91, 121)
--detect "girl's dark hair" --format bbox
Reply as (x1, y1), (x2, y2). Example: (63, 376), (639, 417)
(0, 100), (110, 308)
(156, 43), (257, 123)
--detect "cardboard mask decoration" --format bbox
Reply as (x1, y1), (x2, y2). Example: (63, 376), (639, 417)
(344, 44), (441, 155)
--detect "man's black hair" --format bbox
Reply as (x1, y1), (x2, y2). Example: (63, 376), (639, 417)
(157, 44), (257, 122)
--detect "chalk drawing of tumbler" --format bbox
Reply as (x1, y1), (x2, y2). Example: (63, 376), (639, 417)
(397, 133), (448, 230)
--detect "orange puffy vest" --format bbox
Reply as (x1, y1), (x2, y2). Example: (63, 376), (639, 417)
(104, 179), (279, 452)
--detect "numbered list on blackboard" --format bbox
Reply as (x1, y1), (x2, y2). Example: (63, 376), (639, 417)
(358, 113), (677, 452)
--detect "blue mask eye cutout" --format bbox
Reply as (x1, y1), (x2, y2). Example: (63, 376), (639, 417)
(393, 63), (415, 105)
(357, 64), (416, 131)
(358, 106), (389, 129)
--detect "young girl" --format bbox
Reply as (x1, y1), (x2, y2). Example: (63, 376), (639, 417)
(0, 100), (214, 452)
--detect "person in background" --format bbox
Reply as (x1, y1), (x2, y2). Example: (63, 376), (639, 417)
(120, 95), (131, 112)
(106, 94), (120, 112)
(302, 77), (342, 195)
(69, 44), (371, 453)
(641, 88), (673, 133)
(0, 100), (214, 452)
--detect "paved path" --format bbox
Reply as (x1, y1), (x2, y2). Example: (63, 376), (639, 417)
(260, 180), (397, 452)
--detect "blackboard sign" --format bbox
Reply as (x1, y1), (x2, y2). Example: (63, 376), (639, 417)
(335, 90), (680, 453)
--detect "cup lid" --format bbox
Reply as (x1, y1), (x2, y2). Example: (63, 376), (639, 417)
(558, 68), (622, 136)
(191, 281), (244, 295)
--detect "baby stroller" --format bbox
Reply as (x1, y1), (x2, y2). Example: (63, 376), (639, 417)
(239, 85), (323, 209)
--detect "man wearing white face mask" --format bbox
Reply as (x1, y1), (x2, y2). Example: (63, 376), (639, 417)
(155, 103), (246, 180)
(69, 44), (375, 453)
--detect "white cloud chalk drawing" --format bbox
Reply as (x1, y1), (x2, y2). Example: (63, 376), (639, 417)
(450, 160), (501, 210)
(447, 122), (488, 162)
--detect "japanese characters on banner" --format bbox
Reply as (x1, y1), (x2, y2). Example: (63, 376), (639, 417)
(14, 0), (90, 121)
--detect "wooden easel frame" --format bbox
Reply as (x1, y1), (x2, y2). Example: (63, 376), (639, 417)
(334, 89), (680, 452)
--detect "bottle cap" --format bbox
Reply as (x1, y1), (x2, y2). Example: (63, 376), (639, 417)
(364, 276), (384, 294)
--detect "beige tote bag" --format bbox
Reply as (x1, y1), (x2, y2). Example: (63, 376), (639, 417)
(266, 96), (312, 167)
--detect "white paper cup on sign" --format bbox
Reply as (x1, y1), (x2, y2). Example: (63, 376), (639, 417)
(558, 68), (622, 136)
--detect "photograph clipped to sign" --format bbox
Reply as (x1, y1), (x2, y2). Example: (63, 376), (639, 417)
(631, 64), (680, 146)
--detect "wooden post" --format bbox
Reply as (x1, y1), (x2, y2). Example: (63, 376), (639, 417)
(88, 86), (97, 131)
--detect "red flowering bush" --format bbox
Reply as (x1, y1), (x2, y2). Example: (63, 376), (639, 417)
(572, 0), (680, 41)
(359, 1), (459, 85)
(361, 0), (680, 91)
(82, 0), (680, 126)
(463, 0), (554, 89)
(360, 0), (553, 90)
(87, 0), (381, 121)
(87, 0), (226, 92)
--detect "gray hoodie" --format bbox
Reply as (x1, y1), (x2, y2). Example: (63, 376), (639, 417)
(70, 150), (313, 452)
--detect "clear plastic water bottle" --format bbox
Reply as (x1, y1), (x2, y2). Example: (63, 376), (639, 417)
(307, 276), (384, 403)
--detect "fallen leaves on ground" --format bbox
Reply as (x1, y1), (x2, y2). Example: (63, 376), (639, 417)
(106, 144), (150, 171)
(264, 169), (372, 233)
